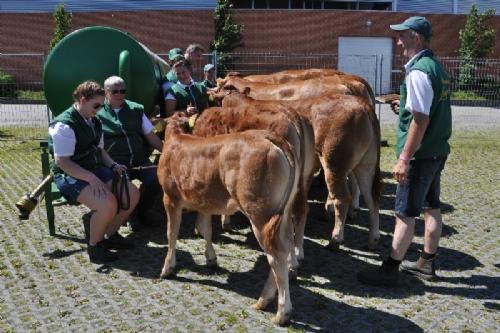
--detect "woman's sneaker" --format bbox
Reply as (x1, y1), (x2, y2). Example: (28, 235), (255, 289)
(88, 241), (118, 263)
(400, 257), (437, 281)
(103, 233), (134, 250)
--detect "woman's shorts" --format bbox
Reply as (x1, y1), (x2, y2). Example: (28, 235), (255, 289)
(54, 166), (113, 203)
(395, 156), (447, 218)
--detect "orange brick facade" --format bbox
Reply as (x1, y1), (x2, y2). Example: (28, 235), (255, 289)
(2, 10), (500, 56)
(1, 9), (499, 84)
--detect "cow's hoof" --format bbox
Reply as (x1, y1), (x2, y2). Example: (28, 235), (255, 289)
(326, 240), (341, 252)
(206, 258), (218, 268)
(251, 298), (270, 311)
(271, 311), (291, 326)
(160, 266), (175, 279)
(289, 267), (298, 281)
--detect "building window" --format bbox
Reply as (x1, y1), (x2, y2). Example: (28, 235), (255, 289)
(232, 0), (253, 8)
(231, 0), (392, 10)
(270, 0), (290, 9)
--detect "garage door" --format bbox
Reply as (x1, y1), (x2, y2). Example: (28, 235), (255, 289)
(338, 37), (393, 94)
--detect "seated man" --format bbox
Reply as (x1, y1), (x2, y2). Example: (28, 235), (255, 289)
(97, 76), (164, 231)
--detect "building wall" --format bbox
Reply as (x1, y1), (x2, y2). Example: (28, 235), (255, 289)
(2, 10), (499, 56)
(1, 9), (499, 84)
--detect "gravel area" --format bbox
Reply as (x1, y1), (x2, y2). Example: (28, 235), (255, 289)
(0, 111), (499, 332)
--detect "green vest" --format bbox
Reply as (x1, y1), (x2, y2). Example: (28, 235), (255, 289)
(169, 82), (208, 112)
(397, 49), (452, 160)
(201, 79), (216, 89)
(49, 106), (103, 176)
(97, 100), (148, 167)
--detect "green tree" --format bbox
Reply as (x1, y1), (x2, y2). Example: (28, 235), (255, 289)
(458, 5), (496, 87)
(49, 3), (72, 51)
(210, 0), (244, 74)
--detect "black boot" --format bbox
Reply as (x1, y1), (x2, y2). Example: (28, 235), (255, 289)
(88, 240), (118, 263)
(400, 254), (437, 280)
(82, 211), (93, 244)
(357, 259), (400, 287)
(103, 232), (134, 250)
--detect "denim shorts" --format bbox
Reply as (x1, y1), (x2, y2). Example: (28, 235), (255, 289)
(395, 156), (447, 217)
(54, 166), (113, 203)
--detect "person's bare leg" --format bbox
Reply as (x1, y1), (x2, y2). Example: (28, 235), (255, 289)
(390, 215), (416, 261)
(422, 208), (442, 255)
(77, 187), (117, 245)
(104, 179), (140, 236)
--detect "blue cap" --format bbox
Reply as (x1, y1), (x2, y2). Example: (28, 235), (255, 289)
(203, 63), (215, 72)
(390, 16), (432, 39)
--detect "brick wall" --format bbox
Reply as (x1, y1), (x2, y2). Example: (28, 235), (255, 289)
(1, 9), (499, 84)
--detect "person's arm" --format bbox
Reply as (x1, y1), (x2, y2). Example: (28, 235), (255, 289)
(393, 112), (429, 184)
(165, 98), (177, 117)
(145, 132), (163, 152)
(392, 70), (433, 185)
(141, 114), (163, 152)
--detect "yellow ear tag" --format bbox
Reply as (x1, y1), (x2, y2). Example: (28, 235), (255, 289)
(153, 120), (165, 133)
(188, 114), (197, 129)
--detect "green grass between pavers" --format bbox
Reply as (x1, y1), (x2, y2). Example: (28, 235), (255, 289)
(0, 127), (499, 332)
(451, 90), (488, 101)
(0, 126), (47, 140)
(16, 90), (45, 101)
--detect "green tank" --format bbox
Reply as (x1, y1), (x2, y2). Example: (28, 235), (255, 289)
(44, 26), (168, 117)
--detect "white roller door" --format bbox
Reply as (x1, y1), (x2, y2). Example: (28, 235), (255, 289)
(338, 37), (393, 94)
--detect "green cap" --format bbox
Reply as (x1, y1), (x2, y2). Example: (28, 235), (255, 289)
(390, 16), (432, 39)
(168, 48), (184, 61)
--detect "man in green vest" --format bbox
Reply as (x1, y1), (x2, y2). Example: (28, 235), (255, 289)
(98, 76), (164, 231)
(164, 59), (208, 118)
(358, 16), (452, 287)
(161, 48), (185, 97)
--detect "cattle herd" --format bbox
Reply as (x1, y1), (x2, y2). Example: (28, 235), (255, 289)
(156, 68), (382, 325)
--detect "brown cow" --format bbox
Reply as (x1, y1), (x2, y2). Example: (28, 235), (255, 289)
(193, 104), (316, 271)
(244, 68), (342, 84)
(217, 69), (375, 106)
(158, 113), (298, 325)
(222, 91), (381, 250)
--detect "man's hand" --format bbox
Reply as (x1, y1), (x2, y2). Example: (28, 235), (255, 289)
(186, 103), (198, 116)
(391, 100), (400, 115)
(392, 159), (409, 185)
(391, 100), (399, 114)
(111, 163), (127, 175)
(87, 174), (110, 199)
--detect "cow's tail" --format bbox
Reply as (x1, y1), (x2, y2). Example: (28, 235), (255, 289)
(369, 103), (382, 205)
(262, 132), (297, 253)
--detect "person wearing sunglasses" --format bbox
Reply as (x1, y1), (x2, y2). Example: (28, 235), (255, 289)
(97, 76), (164, 231)
(164, 59), (208, 118)
(48, 81), (140, 263)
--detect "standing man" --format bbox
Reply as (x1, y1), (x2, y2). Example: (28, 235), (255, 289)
(184, 43), (206, 82)
(357, 16), (452, 286)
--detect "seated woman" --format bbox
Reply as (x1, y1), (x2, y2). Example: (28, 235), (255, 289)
(164, 59), (208, 118)
(48, 81), (140, 263)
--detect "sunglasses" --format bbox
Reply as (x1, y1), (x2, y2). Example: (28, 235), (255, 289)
(92, 103), (103, 110)
(111, 89), (126, 95)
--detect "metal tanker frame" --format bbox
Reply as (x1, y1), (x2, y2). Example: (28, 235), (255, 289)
(44, 26), (168, 118)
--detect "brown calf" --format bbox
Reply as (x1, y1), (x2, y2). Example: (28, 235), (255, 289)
(158, 113), (298, 325)
(193, 104), (316, 271)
